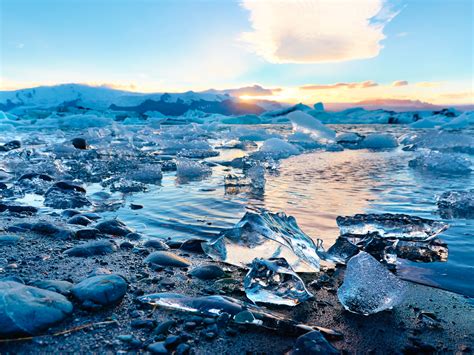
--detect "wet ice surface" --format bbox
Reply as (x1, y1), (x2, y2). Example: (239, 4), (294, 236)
(1, 123), (473, 297)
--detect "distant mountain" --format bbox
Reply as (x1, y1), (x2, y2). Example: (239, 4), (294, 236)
(0, 84), (268, 116)
(325, 98), (443, 112)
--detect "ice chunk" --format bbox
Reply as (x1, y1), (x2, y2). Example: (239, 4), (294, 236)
(360, 133), (398, 149)
(176, 158), (212, 180)
(441, 111), (474, 129)
(408, 151), (471, 174)
(400, 131), (474, 155)
(246, 164), (266, 190)
(291, 330), (339, 355)
(127, 163), (162, 184)
(287, 111), (336, 142)
(244, 258), (313, 306)
(203, 211), (321, 272)
(336, 213), (448, 242)
(252, 138), (300, 160)
(337, 252), (407, 315)
(437, 190), (474, 219)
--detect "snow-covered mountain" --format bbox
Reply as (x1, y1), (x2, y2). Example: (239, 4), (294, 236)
(0, 84), (268, 116)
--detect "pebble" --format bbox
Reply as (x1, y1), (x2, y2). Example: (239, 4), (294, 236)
(153, 320), (176, 335)
(189, 265), (225, 280)
(144, 239), (170, 250)
(130, 203), (143, 210)
(68, 215), (93, 226)
(71, 274), (128, 308)
(95, 219), (133, 236)
(30, 279), (74, 295)
(180, 239), (206, 253)
(0, 140), (21, 152)
(75, 228), (102, 239)
(291, 330), (339, 355)
(145, 251), (191, 268)
(71, 137), (87, 150)
(148, 342), (168, 354)
(64, 240), (116, 257)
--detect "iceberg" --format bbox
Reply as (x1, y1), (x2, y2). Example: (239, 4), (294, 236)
(202, 211), (321, 272)
(244, 258), (313, 306)
(437, 190), (474, 219)
(360, 133), (398, 149)
(336, 213), (448, 242)
(337, 252), (407, 315)
(252, 138), (300, 160)
(286, 111), (336, 142)
(408, 151), (472, 174)
(400, 131), (474, 155)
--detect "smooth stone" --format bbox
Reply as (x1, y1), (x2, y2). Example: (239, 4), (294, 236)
(71, 137), (87, 150)
(71, 274), (128, 308)
(75, 228), (102, 239)
(0, 235), (21, 246)
(126, 232), (142, 240)
(95, 219), (133, 236)
(30, 280), (74, 295)
(64, 240), (116, 257)
(180, 239), (206, 253)
(153, 320), (176, 335)
(62, 209), (81, 218)
(0, 140), (21, 152)
(53, 181), (87, 193)
(144, 239), (170, 250)
(175, 343), (191, 355)
(120, 241), (134, 250)
(0, 281), (73, 336)
(18, 172), (54, 182)
(145, 251), (191, 268)
(189, 265), (225, 280)
(291, 331), (339, 355)
(148, 342), (168, 354)
(68, 215), (92, 226)
(0, 203), (37, 215)
(130, 203), (143, 210)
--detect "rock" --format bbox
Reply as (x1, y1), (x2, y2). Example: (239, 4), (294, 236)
(153, 320), (176, 335)
(75, 228), (102, 239)
(67, 215), (93, 226)
(44, 184), (91, 209)
(71, 137), (87, 150)
(95, 219), (133, 236)
(0, 235), (21, 246)
(120, 241), (134, 250)
(145, 251), (191, 268)
(53, 181), (87, 193)
(18, 172), (54, 182)
(0, 203), (38, 215)
(175, 343), (191, 355)
(0, 140), (21, 152)
(126, 232), (142, 240)
(144, 239), (170, 250)
(130, 203), (143, 210)
(180, 239), (206, 253)
(0, 281), (73, 336)
(291, 331), (339, 354)
(189, 265), (225, 280)
(165, 335), (181, 347)
(71, 274), (128, 308)
(30, 222), (74, 239)
(64, 240), (116, 257)
(148, 342), (168, 354)
(30, 280), (74, 295)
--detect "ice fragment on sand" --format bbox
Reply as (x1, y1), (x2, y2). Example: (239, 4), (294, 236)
(336, 213), (448, 242)
(437, 190), (474, 219)
(203, 211), (321, 272)
(0, 281), (73, 335)
(244, 258), (313, 306)
(408, 151), (471, 174)
(337, 252), (406, 315)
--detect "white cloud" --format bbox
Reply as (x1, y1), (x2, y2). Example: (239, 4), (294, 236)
(240, 0), (398, 64)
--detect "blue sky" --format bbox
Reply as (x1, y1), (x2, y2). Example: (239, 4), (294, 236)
(1, 0), (472, 104)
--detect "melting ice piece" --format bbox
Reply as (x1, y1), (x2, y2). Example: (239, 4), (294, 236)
(244, 258), (313, 306)
(337, 252), (407, 315)
(437, 190), (474, 219)
(138, 292), (340, 336)
(408, 151), (471, 174)
(252, 138), (300, 160)
(175, 158), (211, 179)
(336, 213), (448, 242)
(287, 111), (336, 142)
(203, 211), (321, 272)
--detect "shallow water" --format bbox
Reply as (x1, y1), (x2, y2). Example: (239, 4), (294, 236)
(103, 124), (474, 297)
(3, 123), (473, 297)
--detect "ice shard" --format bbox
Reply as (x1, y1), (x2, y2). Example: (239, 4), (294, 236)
(337, 252), (407, 315)
(202, 211), (321, 272)
(336, 213), (448, 242)
(138, 292), (340, 336)
(437, 190), (474, 219)
(244, 258), (313, 306)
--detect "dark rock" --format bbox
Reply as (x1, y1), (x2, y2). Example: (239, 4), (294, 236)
(145, 251), (191, 268)
(71, 137), (87, 150)
(0, 281), (73, 336)
(153, 320), (176, 335)
(166, 241), (183, 249)
(0, 203), (38, 215)
(64, 240), (116, 257)
(30, 222), (74, 239)
(291, 331), (339, 355)
(0, 140), (21, 152)
(131, 318), (156, 329)
(30, 280), (74, 295)
(75, 228), (102, 239)
(71, 274), (128, 308)
(180, 239), (206, 253)
(62, 209), (81, 218)
(175, 343), (191, 355)
(130, 203), (143, 210)
(189, 265), (225, 280)
(53, 181), (87, 193)
(165, 335), (181, 347)
(0, 235), (21, 246)
(18, 173), (54, 182)
(95, 219), (133, 236)
(44, 187), (91, 209)
(144, 239), (170, 250)
(120, 241), (134, 250)
(148, 342), (168, 354)
(68, 215), (92, 226)
(126, 232), (142, 240)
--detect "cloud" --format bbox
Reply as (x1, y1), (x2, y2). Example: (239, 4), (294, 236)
(300, 81), (378, 90)
(416, 82), (441, 88)
(240, 0), (399, 64)
(392, 80), (408, 87)
(223, 84), (281, 97)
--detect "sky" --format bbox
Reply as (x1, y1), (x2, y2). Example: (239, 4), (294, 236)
(1, 0), (473, 105)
